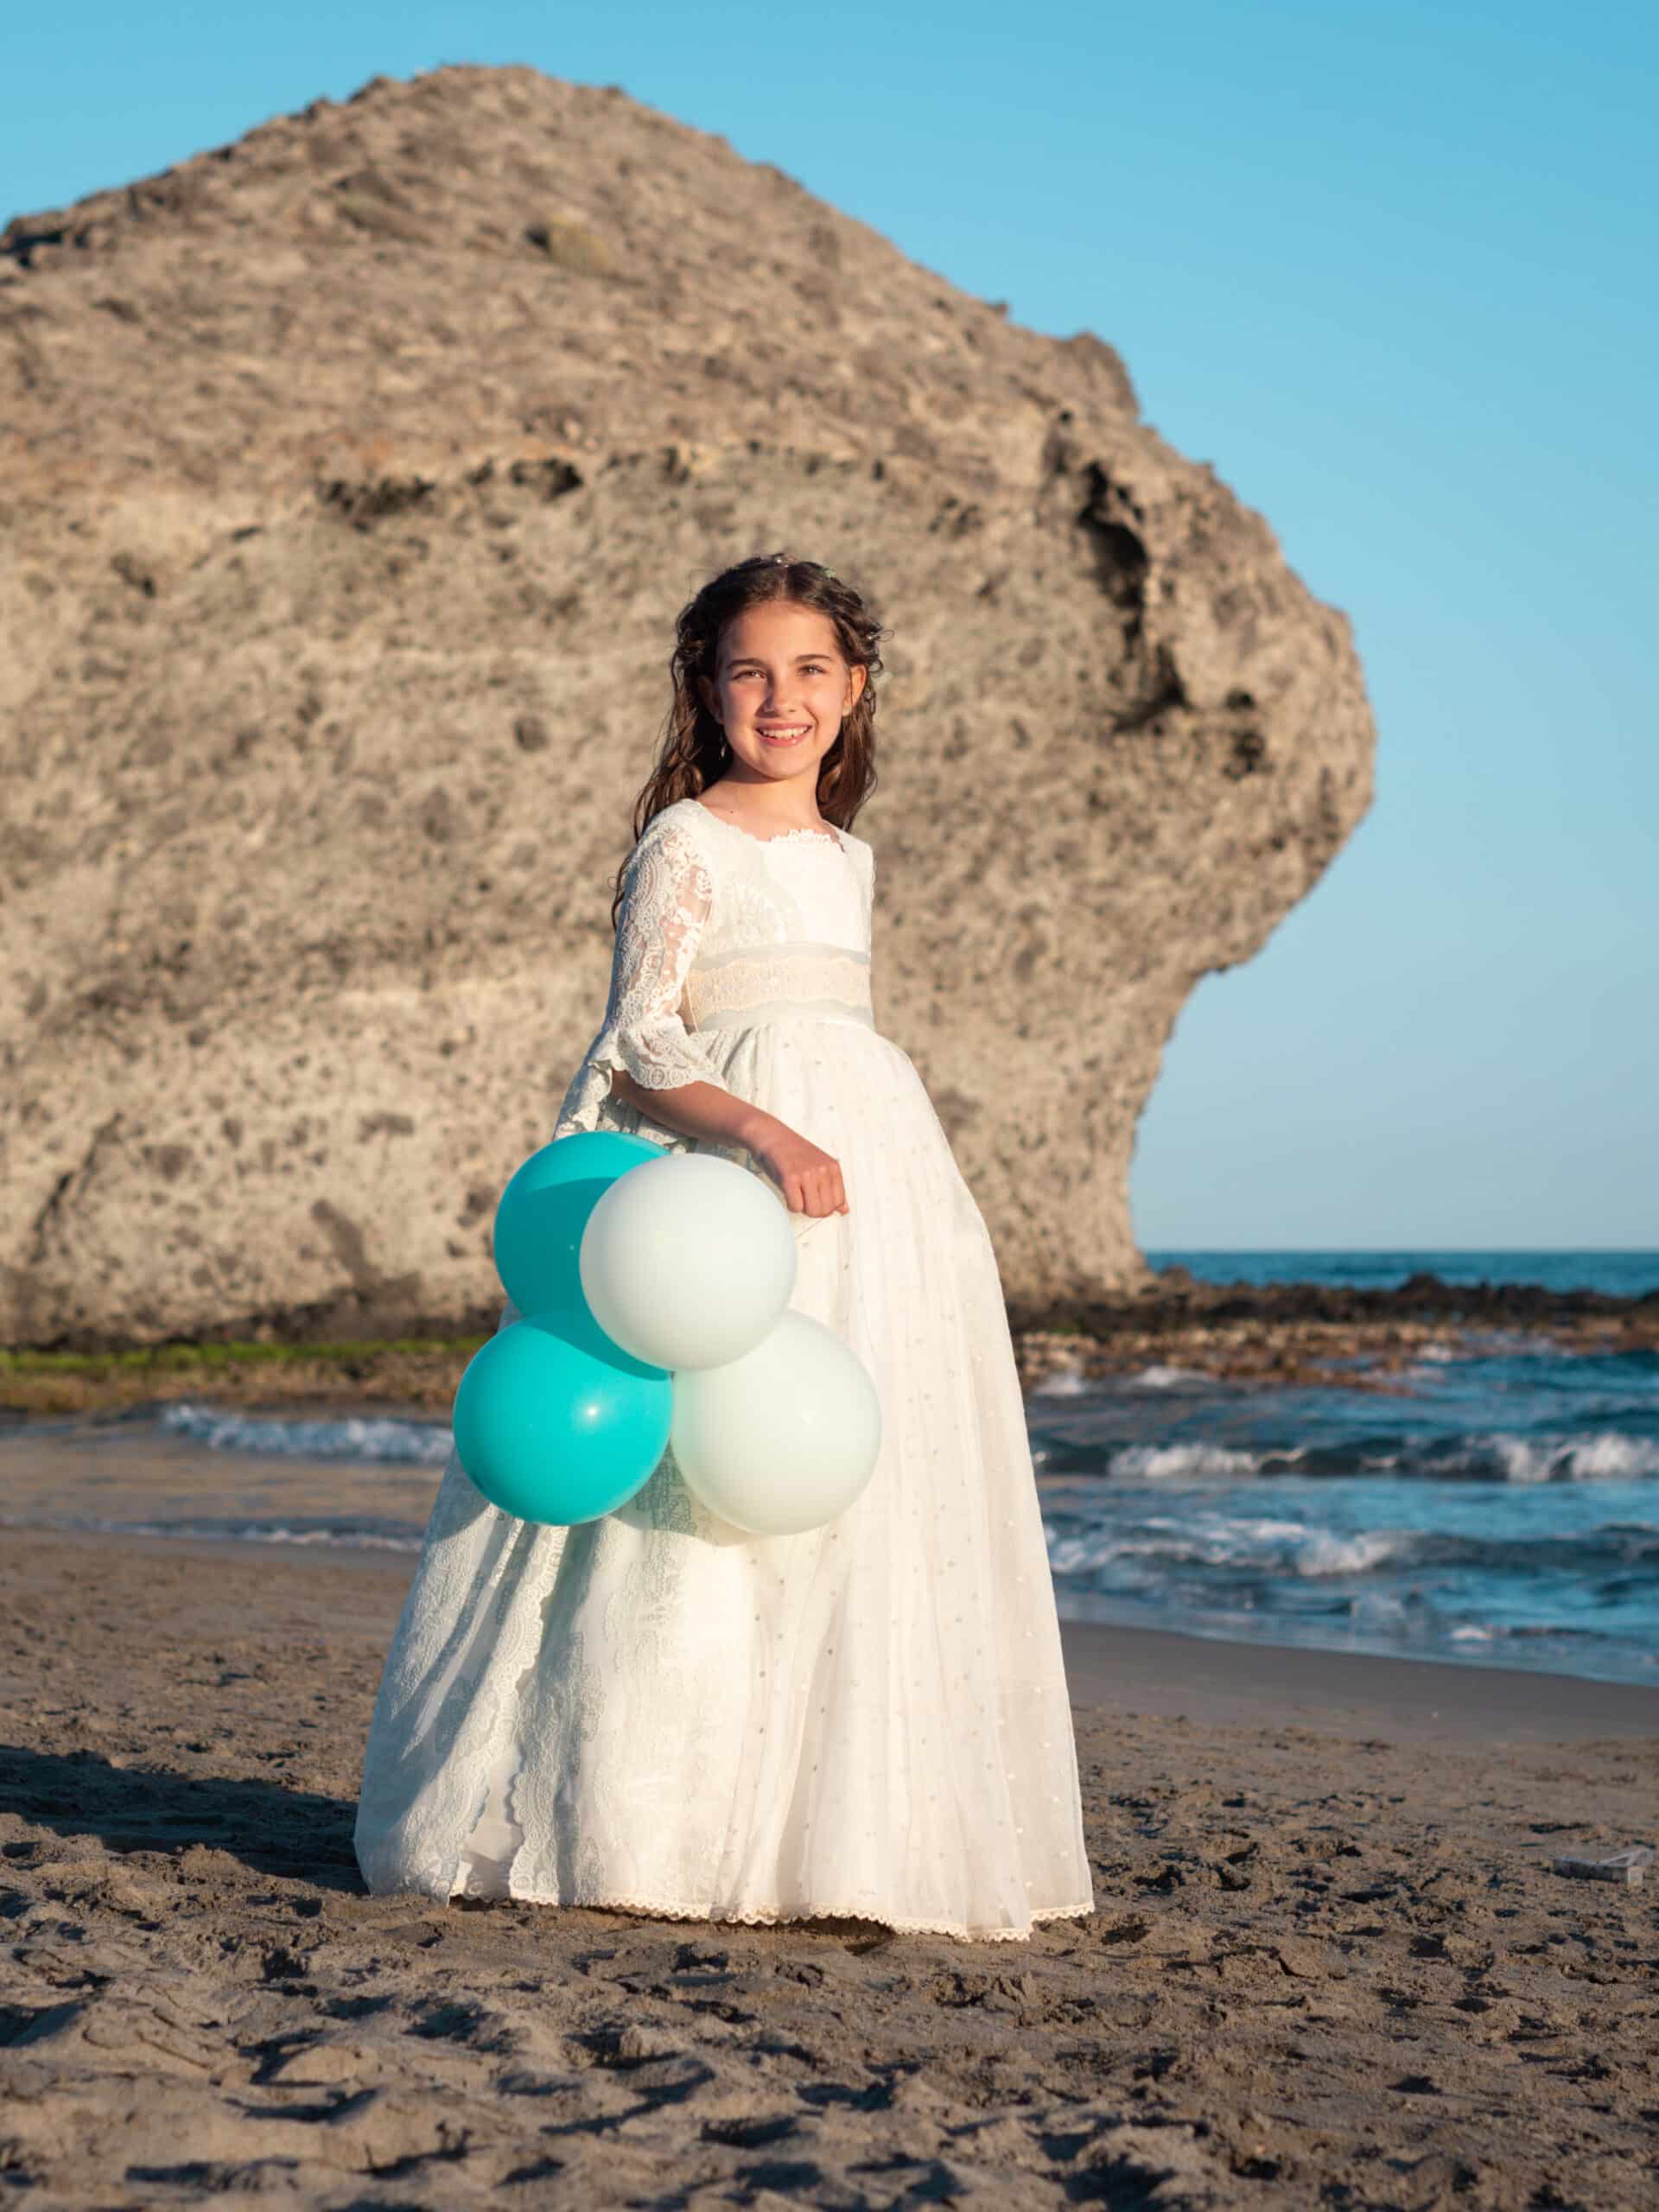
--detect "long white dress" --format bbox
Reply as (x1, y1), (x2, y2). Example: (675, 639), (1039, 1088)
(353, 795), (1095, 1942)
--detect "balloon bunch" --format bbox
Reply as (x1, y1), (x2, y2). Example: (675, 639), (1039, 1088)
(451, 1131), (882, 1535)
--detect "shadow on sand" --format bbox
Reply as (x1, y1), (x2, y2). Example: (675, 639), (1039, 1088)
(0, 1743), (364, 1895)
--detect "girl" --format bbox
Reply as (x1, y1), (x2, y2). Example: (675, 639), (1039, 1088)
(354, 552), (1095, 1942)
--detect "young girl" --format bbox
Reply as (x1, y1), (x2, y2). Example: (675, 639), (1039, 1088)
(354, 552), (1095, 1942)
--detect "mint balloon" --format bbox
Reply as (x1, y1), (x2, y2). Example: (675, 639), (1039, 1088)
(453, 1307), (671, 1526)
(493, 1131), (660, 1321)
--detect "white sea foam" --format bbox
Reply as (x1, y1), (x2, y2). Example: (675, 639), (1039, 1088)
(0, 1511), (423, 1554)
(1481, 1431), (1659, 1484)
(1126, 1363), (1211, 1390)
(1109, 1442), (1268, 1482)
(1046, 1510), (1408, 1580)
(1029, 1363), (1091, 1397)
(1291, 1527), (1406, 1575)
(233, 1522), (423, 1551)
(158, 1402), (453, 1465)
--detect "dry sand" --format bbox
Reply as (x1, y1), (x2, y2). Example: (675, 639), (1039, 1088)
(2, 1529), (1656, 2209)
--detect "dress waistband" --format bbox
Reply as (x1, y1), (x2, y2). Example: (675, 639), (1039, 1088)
(683, 940), (874, 1038)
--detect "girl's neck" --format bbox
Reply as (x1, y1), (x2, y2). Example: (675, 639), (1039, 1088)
(700, 772), (826, 833)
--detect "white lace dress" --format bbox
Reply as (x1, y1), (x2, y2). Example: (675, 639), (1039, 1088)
(353, 795), (1095, 1942)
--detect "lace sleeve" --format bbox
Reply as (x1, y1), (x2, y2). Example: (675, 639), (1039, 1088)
(595, 816), (734, 1096)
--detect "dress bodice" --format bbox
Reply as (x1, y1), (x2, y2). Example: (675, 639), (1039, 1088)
(658, 798), (874, 1039)
(551, 794), (877, 1146)
(659, 796), (870, 949)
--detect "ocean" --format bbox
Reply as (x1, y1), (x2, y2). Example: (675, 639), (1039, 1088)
(1143, 1249), (1659, 1298)
(6, 1251), (1657, 1689)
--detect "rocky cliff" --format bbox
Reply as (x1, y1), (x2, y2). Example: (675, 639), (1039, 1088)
(0, 64), (1375, 1344)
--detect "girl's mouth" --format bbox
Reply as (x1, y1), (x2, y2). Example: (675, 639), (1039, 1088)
(757, 725), (811, 747)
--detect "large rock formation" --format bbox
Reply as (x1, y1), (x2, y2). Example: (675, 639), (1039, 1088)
(0, 65), (1374, 1345)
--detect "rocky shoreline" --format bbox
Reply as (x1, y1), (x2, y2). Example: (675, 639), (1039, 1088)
(4, 1274), (1655, 1420)
(1010, 1269), (1659, 1393)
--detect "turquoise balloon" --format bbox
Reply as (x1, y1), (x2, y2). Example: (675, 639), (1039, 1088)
(493, 1130), (661, 1320)
(453, 1306), (672, 1525)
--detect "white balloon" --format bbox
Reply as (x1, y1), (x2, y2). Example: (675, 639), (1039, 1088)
(579, 1152), (798, 1371)
(671, 1310), (882, 1535)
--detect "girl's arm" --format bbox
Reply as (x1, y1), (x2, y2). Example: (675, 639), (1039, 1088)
(612, 1065), (847, 1218)
(606, 1063), (770, 1153)
(599, 819), (848, 1216)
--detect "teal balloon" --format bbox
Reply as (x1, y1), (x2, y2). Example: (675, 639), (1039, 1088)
(453, 1307), (672, 1526)
(493, 1130), (661, 1320)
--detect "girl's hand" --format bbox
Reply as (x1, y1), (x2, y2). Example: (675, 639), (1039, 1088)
(748, 1119), (850, 1219)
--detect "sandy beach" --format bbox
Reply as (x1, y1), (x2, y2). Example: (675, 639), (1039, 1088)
(3, 1526), (1655, 2209)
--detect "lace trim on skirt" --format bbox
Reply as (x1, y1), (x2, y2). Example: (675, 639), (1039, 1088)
(447, 1866), (1095, 1944)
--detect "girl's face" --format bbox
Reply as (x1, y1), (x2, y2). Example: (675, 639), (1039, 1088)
(698, 600), (867, 791)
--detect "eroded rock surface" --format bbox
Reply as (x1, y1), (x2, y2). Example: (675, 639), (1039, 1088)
(0, 64), (1375, 1343)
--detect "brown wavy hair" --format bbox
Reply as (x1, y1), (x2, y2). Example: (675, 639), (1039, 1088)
(609, 550), (887, 930)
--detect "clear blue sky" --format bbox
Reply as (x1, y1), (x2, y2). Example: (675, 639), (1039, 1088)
(6, 2), (1656, 1249)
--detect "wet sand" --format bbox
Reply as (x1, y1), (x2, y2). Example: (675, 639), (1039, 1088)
(2, 1529), (1656, 2209)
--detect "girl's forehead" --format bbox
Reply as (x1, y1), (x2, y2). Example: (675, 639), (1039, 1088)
(719, 601), (841, 660)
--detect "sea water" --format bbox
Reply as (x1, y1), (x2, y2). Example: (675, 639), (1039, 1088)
(1027, 1250), (1659, 1685)
(5, 1251), (1656, 1688)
